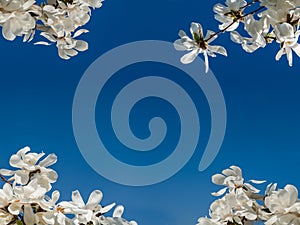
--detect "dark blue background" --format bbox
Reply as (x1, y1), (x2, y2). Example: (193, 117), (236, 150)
(1, 0), (300, 225)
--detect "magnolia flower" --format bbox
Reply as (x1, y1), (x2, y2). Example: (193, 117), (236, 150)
(265, 185), (300, 225)
(259, 0), (299, 25)
(0, 147), (138, 225)
(274, 22), (300, 66)
(59, 189), (116, 224)
(38, 190), (72, 225)
(197, 217), (219, 225)
(74, 0), (104, 9)
(174, 22), (227, 73)
(101, 207), (138, 225)
(211, 166), (265, 197)
(0, 0), (37, 41)
(0, 146), (58, 190)
(35, 29), (89, 59)
(230, 15), (270, 53)
(213, 0), (247, 31)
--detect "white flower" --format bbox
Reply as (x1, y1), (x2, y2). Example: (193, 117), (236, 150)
(197, 217), (219, 225)
(265, 184), (300, 225)
(0, 0), (37, 41)
(0, 146), (58, 190)
(213, 0), (247, 31)
(209, 190), (258, 224)
(74, 0), (103, 9)
(59, 189), (116, 224)
(230, 15), (270, 53)
(211, 166), (265, 197)
(35, 29), (89, 59)
(174, 22), (227, 73)
(0, 147), (137, 225)
(259, 0), (300, 25)
(274, 22), (300, 66)
(37, 190), (71, 225)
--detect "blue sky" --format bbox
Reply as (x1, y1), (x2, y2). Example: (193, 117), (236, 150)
(1, 0), (300, 225)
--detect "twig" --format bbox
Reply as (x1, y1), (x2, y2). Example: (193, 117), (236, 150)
(0, 174), (12, 185)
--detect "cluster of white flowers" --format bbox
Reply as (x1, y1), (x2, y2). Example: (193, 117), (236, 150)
(175, 0), (300, 72)
(197, 165), (300, 225)
(0, 0), (103, 59)
(0, 147), (137, 225)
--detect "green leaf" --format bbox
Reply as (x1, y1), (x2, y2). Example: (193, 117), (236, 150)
(16, 220), (24, 225)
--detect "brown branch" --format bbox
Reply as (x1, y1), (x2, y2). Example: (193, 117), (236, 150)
(0, 174), (12, 185)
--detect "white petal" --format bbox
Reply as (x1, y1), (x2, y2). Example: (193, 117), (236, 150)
(275, 48), (284, 61)
(178, 30), (187, 38)
(75, 40), (88, 52)
(73, 29), (89, 38)
(204, 51), (209, 73)
(174, 39), (187, 51)
(24, 204), (36, 225)
(0, 169), (14, 176)
(39, 153), (57, 167)
(292, 43), (300, 57)
(3, 23), (19, 42)
(15, 170), (29, 184)
(249, 180), (266, 184)
(58, 49), (70, 60)
(190, 22), (203, 38)
(211, 187), (228, 196)
(180, 49), (200, 64)
(23, 0), (35, 10)
(230, 31), (244, 44)
(86, 190), (103, 209)
(286, 47), (293, 66)
(101, 203), (116, 214)
(71, 190), (85, 208)
(113, 205), (124, 218)
(285, 185), (298, 205)
(208, 45), (227, 56)
(212, 174), (226, 185)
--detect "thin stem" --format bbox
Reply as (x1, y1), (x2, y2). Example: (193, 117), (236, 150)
(0, 174), (12, 185)
(36, 24), (50, 32)
(205, 5), (266, 42)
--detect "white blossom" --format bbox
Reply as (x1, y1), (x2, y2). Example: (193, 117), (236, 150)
(0, 147), (138, 225)
(0, 146), (58, 191)
(174, 22), (227, 73)
(230, 15), (271, 52)
(35, 29), (89, 59)
(213, 0), (247, 31)
(274, 22), (300, 66)
(265, 185), (300, 225)
(0, 0), (37, 41)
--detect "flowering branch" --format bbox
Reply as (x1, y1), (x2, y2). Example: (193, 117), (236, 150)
(175, 0), (300, 73)
(0, 0), (104, 60)
(0, 147), (137, 225)
(205, 5), (266, 42)
(196, 166), (300, 225)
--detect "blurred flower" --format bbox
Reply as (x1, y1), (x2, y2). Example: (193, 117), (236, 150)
(265, 184), (300, 225)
